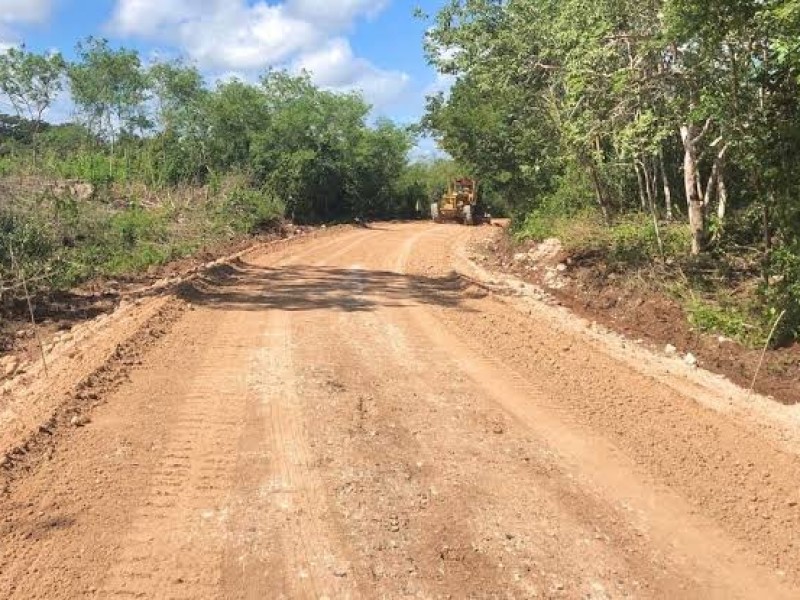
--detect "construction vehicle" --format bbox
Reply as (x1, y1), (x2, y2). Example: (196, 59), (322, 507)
(430, 178), (489, 226)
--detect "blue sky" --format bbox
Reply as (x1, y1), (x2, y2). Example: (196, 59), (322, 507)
(0, 0), (450, 141)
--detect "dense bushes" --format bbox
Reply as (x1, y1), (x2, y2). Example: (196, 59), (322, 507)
(0, 40), (439, 226)
(0, 181), (287, 304)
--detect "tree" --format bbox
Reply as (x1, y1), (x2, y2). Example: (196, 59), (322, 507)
(204, 78), (270, 174)
(251, 72), (371, 222)
(68, 37), (150, 174)
(149, 60), (208, 184)
(0, 46), (66, 164)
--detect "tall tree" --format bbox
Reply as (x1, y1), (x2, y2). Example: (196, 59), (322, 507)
(0, 46), (66, 164)
(68, 37), (150, 174)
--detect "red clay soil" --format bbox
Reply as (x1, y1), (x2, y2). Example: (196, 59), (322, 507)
(483, 233), (800, 406)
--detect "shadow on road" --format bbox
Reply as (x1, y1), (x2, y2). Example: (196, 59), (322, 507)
(177, 259), (480, 314)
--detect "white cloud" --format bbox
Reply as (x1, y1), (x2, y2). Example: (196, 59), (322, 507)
(111, 1), (320, 70)
(0, 0), (53, 24)
(292, 37), (409, 108)
(287, 0), (388, 28)
(109, 0), (409, 109)
(0, 0), (54, 48)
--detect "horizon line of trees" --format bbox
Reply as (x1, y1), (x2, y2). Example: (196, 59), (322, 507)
(0, 37), (449, 223)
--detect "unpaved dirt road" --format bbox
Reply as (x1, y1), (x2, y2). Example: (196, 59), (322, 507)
(3, 222), (800, 599)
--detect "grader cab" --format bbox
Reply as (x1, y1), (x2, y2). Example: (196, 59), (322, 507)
(430, 178), (488, 226)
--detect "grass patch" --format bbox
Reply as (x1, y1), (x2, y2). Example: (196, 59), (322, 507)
(685, 297), (758, 344)
(0, 180), (285, 303)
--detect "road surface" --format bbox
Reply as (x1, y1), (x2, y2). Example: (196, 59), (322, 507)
(2, 222), (800, 599)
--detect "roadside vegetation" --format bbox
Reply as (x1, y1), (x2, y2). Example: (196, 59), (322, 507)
(423, 0), (800, 347)
(0, 39), (459, 306)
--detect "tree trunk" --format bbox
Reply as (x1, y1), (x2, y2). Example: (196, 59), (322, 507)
(681, 124), (705, 255)
(704, 144), (729, 212)
(704, 165), (717, 209)
(588, 162), (611, 224)
(643, 157), (656, 214)
(763, 197), (772, 286)
(695, 171), (705, 206)
(645, 158), (665, 259)
(659, 150), (673, 221)
(717, 170), (728, 222)
(32, 126), (39, 168)
(580, 148), (611, 224)
(590, 137), (611, 223)
(634, 161), (647, 211)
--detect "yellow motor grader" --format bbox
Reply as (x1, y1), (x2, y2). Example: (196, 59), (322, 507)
(430, 178), (489, 226)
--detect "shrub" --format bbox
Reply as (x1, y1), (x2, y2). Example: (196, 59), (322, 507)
(220, 188), (285, 235)
(763, 245), (800, 346)
(518, 209), (690, 267)
(0, 208), (58, 298)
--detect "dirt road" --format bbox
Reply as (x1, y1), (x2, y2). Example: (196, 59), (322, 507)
(2, 222), (800, 599)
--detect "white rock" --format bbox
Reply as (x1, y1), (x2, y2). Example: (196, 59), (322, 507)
(513, 253), (529, 263)
(556, 263), (568, 272)
(684, 353), (698, 367)
(665, 344), (678, 356)
(70, 415), (91, 427)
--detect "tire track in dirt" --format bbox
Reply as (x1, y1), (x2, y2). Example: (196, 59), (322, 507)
(0, 302), (222, 599)
(98, 231), (378, 599)
(330, 225), (692, 598)
(263, 223), (678, 597)
(220, 310), (361, 599)
(0, 296), (180, 462)
(97, 310), (259, 598)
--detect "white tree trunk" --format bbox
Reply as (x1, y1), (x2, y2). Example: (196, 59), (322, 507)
(681, 125), (705, 255)
(717, 171), (728, 222)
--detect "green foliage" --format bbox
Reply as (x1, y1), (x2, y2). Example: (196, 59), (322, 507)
(220, 188), (285, 234)
(0, 45), (66, 124)
(0, 37), (428, 222)
(686, 299), (756, 345)
(764, 245), (800, 345)
(0, 208), (56, 282)
(519, 210), (691, 267)
(0, 180), (289, 301)
(423, 0), (800, 343)
(0, 37), (445, 305)
(69, 37), (150, 141)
